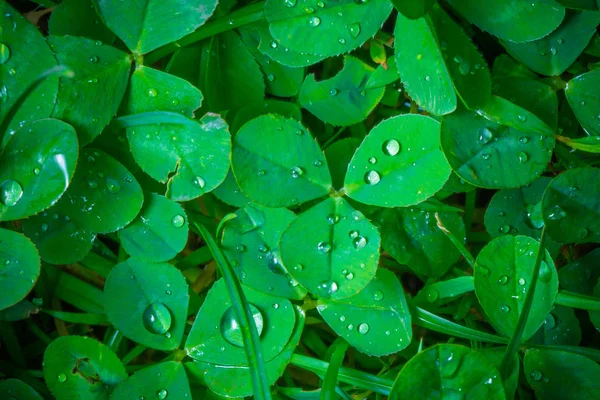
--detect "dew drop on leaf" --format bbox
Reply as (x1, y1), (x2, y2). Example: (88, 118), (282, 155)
(257, 170), (266, 177)
(308, 16), (321, 26)
(220, 304), (264, 347)
(57, 373), (67, 383)
(538, 261), (552, 283)
(171, 215), (185, 228)
(8, 68), (16, 76)
(267, 73), (275, 82)
(347, 323), (354, 330)
(497, 275), (509, 285)
(352, 236), (368, 250)
(305, 6), (315, 13)
(290, 166), (304, 178)
(382, 139), (400, 156)
(329, 88), (338, 96)
(530, 370), (543, 381)
(547, 205), (566, 221)
(518, 278), (526, 286)
(89, 55), (99, 63)
(258, 244), (269, 253)
(147, 88), (158, 97)
(478, 127), (494, 144)
(266, 252), (285, 275)
(0, 180), (23, 206)
(426, 288), (439, 302)
(106, 179), (121, 194)
(317, 241), (331, 253)
(338, 38), (346, 44)
(142, 303), (172, 335)
(192, 176), (206, 189)
(40, 223), (48, 232)
(348, 23), (361, 38)
(357, 323), (370, 334)
(156, 389), (168, 400)
(578, 228), (588, 239)
(519, 136), (529, 144)
(518, 152), (529, 163)
(283, 0), (296, 7)
(500, 304), (510, 313)
(364, 170), (381, 185)
(327, 214), (339, 224)
(345, 272), (354, 280)
(0, 43), (10, 64)
(236, 244), (246, 253)
(368, 156), (377, 164)
(317, 1), (325, 7)
(373, 290), (384, 301)
(349, 230), (359, 239)
(481, 151), (491, 160)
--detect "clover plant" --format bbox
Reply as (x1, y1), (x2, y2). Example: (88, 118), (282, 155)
(1, 0), (600, 399)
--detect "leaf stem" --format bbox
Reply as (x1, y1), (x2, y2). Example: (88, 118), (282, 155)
(434, 212), (475, 268)
(321, 339), (350, 400)
(554, 291), (600, 312)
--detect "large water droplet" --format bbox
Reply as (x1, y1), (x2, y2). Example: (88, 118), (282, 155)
(348, 23), (361, 38)
(498, 275), (509, 285)
(0, 43), (10, 64)
(318, 281), (338, 296)
(518, 152), (529, 163)
(317, 241), (331, 253)
(530, 370), (543, 381)
(538, 261), (553, 283)
(547, 205), (566, 221)
(382, 139), (400, 156)
(308, 16), (321, 26)
(148, 88), (158, 97)
(156, 388), (168, 400)
(283, 0), (297, 7)
(500, 304), (510, 313)
(523, 202), (544, 229)
(0, 180), (23, 206)
(352, 236), (367, 250)
(171, 215), (185, 228)
(357, 323), (369, 334)
(266, 252), (285, 275)
(220, 304), (264, 347)
(373, 290), (383, 301)
(142, 303), (172, 335)
(290, 166), (304, 178)
(478, 127), (494, 144)
(57, 373), (67, 383)
(364, 170), (381, 185)
(192, 176), (206, 189)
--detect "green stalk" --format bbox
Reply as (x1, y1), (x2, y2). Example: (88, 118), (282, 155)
(193, 219), (271, 400)
(144, 2), (266, 65)
(42, 310), (109, 325)
(463, 188), (476, 238)
(122, 344), (148, 365)
(112, 111), (198, 129)
(321, 339), (350, 400)
(555, 291), (600, 311)
(434, 212), (475, 268)
(175, 246), (213, 270)
(499, 227), (547, 378)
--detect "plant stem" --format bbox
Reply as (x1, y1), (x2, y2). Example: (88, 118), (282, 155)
(555, 291), (600, 311)
(435, 212), (475, 268)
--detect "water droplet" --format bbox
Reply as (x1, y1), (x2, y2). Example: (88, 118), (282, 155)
(33, 167), (40, 175)
(257, 170), (266, 177)
(349, 230), (359, 239)
(89, 55), (99, 63)
(106, 179), (121, 194)
(327, 214), (339, 224)
(192, 176), (206, 189)
(317, 1), (325, 7)
(530, 370), (543, 381)
(364, 170), (381, 185)
(40, 223), (48, 232)
(8, 68), (16, 76)
(87, 77), (98, 84)
(0, 43), (10, 64)
(358, 323), (370, 334)
(148, 88), (158, 97)
(236, 244), (246, 253)
(348, 23), (361, 38)
(549, 47), (557, 55)
(578, 228), (588, 239)
(220, 304), (264, 347)
(338, 37), (346, 44)
(518, 278), (526, 286)
(425, 75), (431, 81)
(519, 136), (529, 144)
(426, 289), (439, 302)
(329, 88), (338, 96)
(290, 166), (304, 179)
(171, 215), (185, 228)
(498, 275), (509, 285)
(580, 100), (586, 106)
(294, 264), (304, 272)
(373, 290), (384, 301)
(518, 152), (529, 163)
(353, 236), (368, 250)
(538, 261), (553, 283)
(547, 205), (566, 220)
(308, 16), (321, 26)
(317, 241), (331, 253)
(156, 389), (168, 400)
(143, 303), (172, 335)
(459, 61), (470, 75)
(258, 244), (269, 253)
(382, 139), (400, 156)
(283, 0), (297, 7)
(500, 304), (510, 313)
(267, 73), (275, 82)
(345, 272), (354, 280)
(340, 315), (346, 322)
(347, 323), (354, 330)
(272, 303), (279, 309)
(478, 127), (494, 144)
(497, 211), (505, 217)
(481, 151), (491, 160)
(518, 114), (527, 122)
(57, 373), (67, 383)
(368, 156), (377, 164)
(0, 180), (23, 206)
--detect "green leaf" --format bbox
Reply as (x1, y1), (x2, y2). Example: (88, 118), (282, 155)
(299, 56), (385, 126)
(325, 137), (361, 190)
(93, 0), (218, 54)
(523, 348), (600, 398)
(110, 362), (192, 399)
(474, 235), (558, 340)
(265, 0), (393, 57)
(542, 167), (600, 243)
(119, 194), (189, 262)
(48, 36), (131, 146)
(565, 69), (600, 136)
(392, 0), (435, 19)
(0, 119), (78, 221)
(232, 114), (331, 207)
(0, 2), (58, 134)
(531, 305), (582, 346)
(446, 0), (565, 43)
(556, 0), (599, 9)
(379, 207), (466, 279)
(501, 11), (600, 76)
(48, 0), (115, 44)
(122, 66), (231, 201)
(221, 202), (307, 300)
(0, 228), (40, 311)
(345, 114), (451, 207)
(43, 336), (127, 400)
(558, 248), (600, 294)
(0, 379), (43, 400)
(441, 106), (554, 189)
(365, 57), (399, 89)
(230, 99), (302, 135)
(104, 259), (189, 351)
(557, 135), (600, 153)
(212, 170), (251, 208)
(480, 348), (519, 400)
(389, 344), (506, 399)
(317, 268), (412, 356)
(185, 278), (295, 365)
(280, 197), (380, 299)
(186, 305), (305, 398)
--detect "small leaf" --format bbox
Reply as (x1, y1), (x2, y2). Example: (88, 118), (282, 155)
(565, 69), (600, 136)
(232, 114), (331, 207)
(542, 167), (600, 243)
(0, 228), (40, 311)
(474, 235), (558, 340)
(119, 194), (189, 262)
(110, 362), (192, 399)
(280, 197), (380, 299)
(317, 268), (411, 356)
(104, 259), (189, 351)
(43, 336), (127, 400)
(299, 56), (385, 126)
(345, 114), (451, 207)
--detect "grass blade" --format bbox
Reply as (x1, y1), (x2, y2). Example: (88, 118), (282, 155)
(321, 339), (350, 400)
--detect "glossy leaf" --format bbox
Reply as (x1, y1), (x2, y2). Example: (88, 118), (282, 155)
(0, 2), (58, 134)
(212, 170), (251, 208)
(524, 348), (600, 398)
(123, 66), (231, 201)
(221, 202), (307, 299)
(119, 194), (189, 262)
(104, 259), (189, 351)
(48, 35), (131, 146)
(559, 248), (600, 294)
(232, 114), (331, 207)
(317, 268), (411, 356)
(531, 305), (582, 346)
(325, 137), (361, 190)
(379, 207), (466, 279)
(390, 344), (506, 399)
(447, 0), (565, 43)
(299, 56), (385, 126)
(265, 0), (393, 57)
(565, 69), (600, 136)
(48, 0), (115, 43)
(0, 119), (78, 221)
(230, 99), (302, 134)
(542, 167), (600, 243)
(0, 228), (40, 311)
(280, 197), (380, 299)
(93, 0), (218, 54)
(43, 336), (127, 400)
(474, 235), (558, 340)
(501, 11), (600, 76)
(345, 114), (451, 207)
(110, 362), (192, 399)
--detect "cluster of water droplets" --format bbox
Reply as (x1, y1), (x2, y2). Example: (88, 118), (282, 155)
(364, 139), (401, 186)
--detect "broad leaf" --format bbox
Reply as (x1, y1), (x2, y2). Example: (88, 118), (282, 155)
(317, 268), (412, 356)
(230, 99), (302, 134)
(280, 197), (380, 299)
(48, 0), (115, 44)
(345, 114), (451, 207)
(104, 259), (189, 351)
(559, 248), (600, 294)
(565, 69), (600, 136)
(110, 362), (192, 399)
(0, 229), (40, 311)
(232, 114), (331, 207)
(474, 235), (558, 340)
